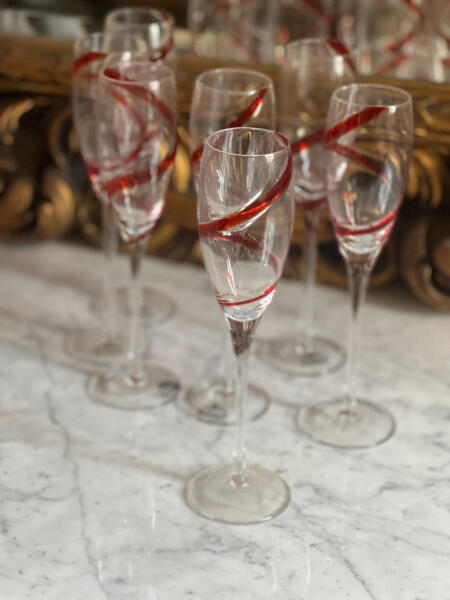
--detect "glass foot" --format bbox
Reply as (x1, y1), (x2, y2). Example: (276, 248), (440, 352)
(91, 286), (176, 327)
(258, 334), (345, 377)
(186, 464), (290, 524)
(65, 328), (125, 368)
(181, 377), (270, 425)
(86, 363), (180, 410)
(296, 398), (396, 449)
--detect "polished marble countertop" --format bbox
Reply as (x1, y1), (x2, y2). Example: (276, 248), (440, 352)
(0, 241), (449, 599)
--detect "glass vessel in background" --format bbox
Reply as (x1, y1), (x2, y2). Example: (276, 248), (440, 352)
(277, 0), (333, 57)
(70, 29), (155, 368)
(186, 127), (295, 524)
(102, 6), (177, 327)
(104, 6), (176, 67)
(363, 34), (450, 82)
(297, 83), (413, 448)
(258, 39), (355, 377)
(86, 56), (180, 409)
(188, 0), (279, 64)
(184, 68), (276, 425)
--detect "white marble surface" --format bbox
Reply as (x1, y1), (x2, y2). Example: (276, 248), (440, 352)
(0, 240), (449, 599)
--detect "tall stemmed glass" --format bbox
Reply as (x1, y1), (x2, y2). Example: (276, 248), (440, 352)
(184, 68), (276, 425)
(86, 57), (180, 410)
(70, 30), (154, 367)
(104, 6), (177, 325)
(297, 83), (413, 448)
(187, 0), (279, 64)
(186, 127), (295, 524)
(259, 39), (355, 377)
(105, 6), (176, 67)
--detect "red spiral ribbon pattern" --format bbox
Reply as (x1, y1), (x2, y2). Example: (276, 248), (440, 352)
(198, 134), (293, 307)
(100, 67), (177, 196)
(73, 52), (177, 198)
(288, 39), (355, 210)
(191, 87), (268, 166)
(377, 0), (425, 73)
(323, 105), (402, 238)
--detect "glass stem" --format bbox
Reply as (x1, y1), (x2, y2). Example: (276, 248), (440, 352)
(101, 201), (118, 339)
(221, 328), (234, 394)
(343, 259), (372, 416)
(297, 206), (320, 354)
(226, 317), (260, 487)
(127, 238), (146, 380)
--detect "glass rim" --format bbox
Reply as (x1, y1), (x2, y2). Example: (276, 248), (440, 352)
(73, 27), (171, 55)
(73, 30), (104, 54)
(285, 37), (357, 54)
(105, 6), (175, 27)
(195, 68), (274, 95)
(331, 83), (412, 109)
(99, 56), (175, 85)
(204, 127), (290, 159)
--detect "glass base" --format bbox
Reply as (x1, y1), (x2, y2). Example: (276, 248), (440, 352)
(86, 362), (180, 410)
(258, 334), (345, 377)
(186, 464), (290, 524)
(181, 377), (270, 425)
(65, 328), (125, 368)
(91, 286), (176, 327)
(297, 398), (396, 449)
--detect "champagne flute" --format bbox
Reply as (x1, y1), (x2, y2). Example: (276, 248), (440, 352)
(105, 6), (176, 67)
(103, 6), (177, 326)
(297, 83), (413, 448)
(259, 39), (356, 377)
(187, 0), (279, 64)
(70, 29), (157, 367)
(186, 127), (295, 524)
(184, 68), (276, 425)
(86, 56), (180, 409)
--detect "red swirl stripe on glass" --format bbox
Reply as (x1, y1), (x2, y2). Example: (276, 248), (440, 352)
(211, 232), (280, 306)
(72, 51), (104, 76)
(325, 39), (356, 74)
(333, 206), (399, 237)
(383, 0), (423, 54)
(104, 146), (176, 197)
(103, 68), (176, 129)
(375, 52), (409, 74)
(290, 129), (325, 155)
(199, 139), (292, 307)
(324, 106), (387, 177)
(199, 149), (292, 238)
(289, 40), (354, 158)
(100, 68), (177, 196)
(324, 106), (387, 147)
(191, 87), (268, 165)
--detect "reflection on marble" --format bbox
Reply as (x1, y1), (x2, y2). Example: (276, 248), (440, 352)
(0, 241), (449, 599)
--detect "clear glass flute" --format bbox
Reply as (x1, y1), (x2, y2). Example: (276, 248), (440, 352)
(70, 29), (156, 368)
(187, 0), (279, 64)
(363, 34), (449, 83)
(277, 0), (333, 50)
(86, 56), (180, 410)
(102, 6), (177, 327)
(259, 39), (356, 377)
(104, 6), (176, 67)
(186, 127), (295, 524)
(297, 83), (413, 448)
(184, 68), (276, 425)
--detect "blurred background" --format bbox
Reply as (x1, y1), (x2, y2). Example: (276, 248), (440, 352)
(0, 0), (448, 310)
